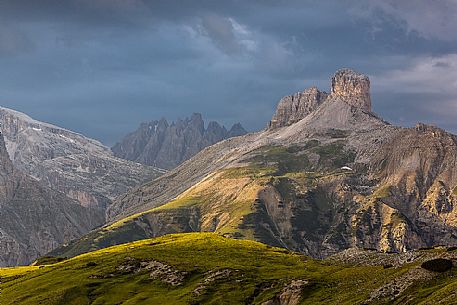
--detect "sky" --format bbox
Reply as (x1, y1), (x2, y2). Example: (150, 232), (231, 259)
(0, 0), (457, 145)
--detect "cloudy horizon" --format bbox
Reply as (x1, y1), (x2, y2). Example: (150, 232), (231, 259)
(1, 0), (456, 145)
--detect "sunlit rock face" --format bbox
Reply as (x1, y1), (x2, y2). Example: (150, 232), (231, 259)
(330, 68), (371, 111)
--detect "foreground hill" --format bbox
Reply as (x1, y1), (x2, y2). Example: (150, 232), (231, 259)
(3, 233), (457, 304)
(112, 113), (246, 169)
(53, 68), (457, 259)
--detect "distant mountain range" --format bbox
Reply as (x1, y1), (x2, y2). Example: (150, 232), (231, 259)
(112, 113), (246, 169)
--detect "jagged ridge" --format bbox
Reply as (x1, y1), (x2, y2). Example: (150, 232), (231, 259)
(112, 113), (247, 169)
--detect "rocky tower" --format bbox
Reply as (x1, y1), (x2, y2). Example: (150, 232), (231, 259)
(330, 68), (371, 111)
(268, 87), (328, 129)
(268, 69), (371, 130)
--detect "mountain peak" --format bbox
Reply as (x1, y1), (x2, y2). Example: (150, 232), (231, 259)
(228, 123), (247, 137)
(112, 114), (247, 169)
(268, 68), (373, 130)
(330, 68), (371, 111)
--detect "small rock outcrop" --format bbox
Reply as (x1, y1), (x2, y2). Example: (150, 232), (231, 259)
(113, 257), (187, 286)
(268, 87), (328, 129)
(330, 68), (371, 111)
(262, 280), (308, 305)
(112, 113), (247, 169)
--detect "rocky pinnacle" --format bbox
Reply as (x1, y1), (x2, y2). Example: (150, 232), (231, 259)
(331, 68), (371, 111)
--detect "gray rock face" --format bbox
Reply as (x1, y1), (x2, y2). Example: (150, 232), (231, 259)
(268, 87), (328, 129)
(112, 113), (247, 169)
(0, 107), (162, 223)
(330, 68), (371, 111)
(0, 132), (94, 266)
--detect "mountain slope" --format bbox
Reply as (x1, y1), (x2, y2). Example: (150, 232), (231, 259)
(4, 233), (457, 304)
(53, 68), (457, 259)
(0, 107), (163, 222)
(0, 132), (95, 266)
(112, 113), (247, 169)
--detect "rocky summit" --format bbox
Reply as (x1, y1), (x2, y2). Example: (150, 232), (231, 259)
(49, 68), (457, 261)
(330, 68), (371, 111)
(112, 113), (247, 169)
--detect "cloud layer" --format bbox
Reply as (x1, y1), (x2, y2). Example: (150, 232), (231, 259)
(0, 0), (456, 144)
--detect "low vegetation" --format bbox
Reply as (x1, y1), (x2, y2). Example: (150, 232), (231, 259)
(2, 233), (457, 304)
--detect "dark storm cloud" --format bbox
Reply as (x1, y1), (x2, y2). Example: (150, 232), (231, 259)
(0, 0), (456, 144)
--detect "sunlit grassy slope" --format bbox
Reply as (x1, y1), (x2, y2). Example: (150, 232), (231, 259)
(2, 233), (457, 304)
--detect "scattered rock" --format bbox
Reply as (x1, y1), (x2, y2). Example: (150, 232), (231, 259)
(262, 280), (308, 305)
(145, 261), (188, 286)
(90, 257), (187, 286)
(368, 268), (435, 302)
(193, 269), (234, 296)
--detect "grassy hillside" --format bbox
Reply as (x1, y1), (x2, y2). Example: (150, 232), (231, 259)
(2, 233), (457, 304)
(51, 141), (362, 259)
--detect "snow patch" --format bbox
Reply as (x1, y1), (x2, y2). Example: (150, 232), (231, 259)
(59, 134), (76, 143)
(76, 164), (90, 173)
(341, 166), (353, 171)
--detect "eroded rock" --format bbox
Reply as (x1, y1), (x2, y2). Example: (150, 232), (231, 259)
(268, 87), (328, 129)
(330, 68), (371, 111)
(262, 280), (308, 305)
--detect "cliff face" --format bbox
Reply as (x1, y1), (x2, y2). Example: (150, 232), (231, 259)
(112, 113), (247, 169)
(52, 68), (457, 260)
(0, 108), (162, 223)
(0, 132), (95, 266)
(268, 87), (328, 129)
(330, 68), (371, 111)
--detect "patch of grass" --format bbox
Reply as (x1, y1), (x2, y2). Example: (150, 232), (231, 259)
(248, 145), (312, 175)
(452, 186), (457, 196)
(312, 141), (356, 169)
(32, 256), (67, 266)
(372, 185), (393, 199)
